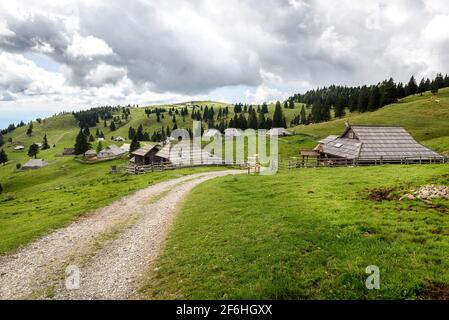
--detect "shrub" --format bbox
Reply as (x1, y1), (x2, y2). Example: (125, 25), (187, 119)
(16, 163), (21, 169)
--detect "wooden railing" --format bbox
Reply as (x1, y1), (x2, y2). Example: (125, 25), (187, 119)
(286, 156), (448, 169)
(124, 162), (246, 175)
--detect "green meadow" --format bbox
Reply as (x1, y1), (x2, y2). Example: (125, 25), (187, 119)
(1, 88), (449, 300)
(142, 164), (449, 299)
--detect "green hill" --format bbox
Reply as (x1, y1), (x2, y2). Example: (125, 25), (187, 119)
(1, 89), (448, 255)
(291, 87), (449, 156)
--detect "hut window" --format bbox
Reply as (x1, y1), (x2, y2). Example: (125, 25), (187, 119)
(334, 143), (343, 148)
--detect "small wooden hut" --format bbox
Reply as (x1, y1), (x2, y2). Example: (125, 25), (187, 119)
(131, 144), (166, 165)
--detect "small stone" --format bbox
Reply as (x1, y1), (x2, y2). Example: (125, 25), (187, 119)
(407, 194), (416, 200)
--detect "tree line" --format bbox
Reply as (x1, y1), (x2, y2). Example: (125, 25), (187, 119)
(288, 73), (449, 123)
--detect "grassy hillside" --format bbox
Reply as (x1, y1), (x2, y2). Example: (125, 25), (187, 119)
(142, 164), (449, 299)
(291, 88), (449, 155)
(0, 98), (307, 254)
(1, 88), (448, 255)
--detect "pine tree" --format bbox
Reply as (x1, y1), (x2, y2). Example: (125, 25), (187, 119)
(357, 86), (370, 112)
(300, 106), (307, 124)
(272, 101), (285, 127)
(109, 121), (116, 131)
(368, 86), (381, 111)
(28, 144), (39, 159)
(380, 78), (397, 106)
(130, 135), (140, 153)
(261, 103), (269, 114)
(26, 123), (33, 136)
(407, 76), (418, 95)
(0, 183), (3, 194)
(417, 78), (426, 94)
(89, 134), (95, 142)
(0, 149), (8, 164)
(334, 95), (346, 118)
(137, 125), (144, 141)
(311, 98), (323, 123)
(128, 127), (136, 140)
(74, 129), (91, 155)
(96, 141), (103, 153)
(289, 100), (295, 109)
(42, 134), (50, 150)
(0, 133), (4, 147)
(431, 81), (439, 94)
(166, 126), (171, 138)
(248, 109), (258, 129)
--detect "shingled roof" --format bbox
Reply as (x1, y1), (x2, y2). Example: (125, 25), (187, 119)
(131, 144), (160, 157)
(155, 141), (223, 165)
(317, 125), (443, 161)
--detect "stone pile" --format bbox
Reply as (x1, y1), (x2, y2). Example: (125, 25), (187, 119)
(400, 185), (449, 201)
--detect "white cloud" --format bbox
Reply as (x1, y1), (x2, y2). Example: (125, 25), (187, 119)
(66, 34), (114, 59)
(0, 21), (14, 37)
(0, 0), (449, 125)
(84, 63), (126, 86)
(423, 14), (449, 43)
(245, 85), (287, 105)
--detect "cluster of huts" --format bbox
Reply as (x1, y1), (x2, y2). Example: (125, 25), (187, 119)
(83, 144), (129, 161)
(129, 139), (222, 167)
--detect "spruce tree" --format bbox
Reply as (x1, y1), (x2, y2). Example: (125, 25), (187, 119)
(130, 135), (140, 153)
(74, 129), (91, 155)
(407, 76), (418, 95)
(357, 86), (370, 112)
(380, 78), (397, 106)
(334, 95), (346, 118)
(289, 100), (295, 109)
(272, 101), (284, 127)
(96, 141), (103, 153)
(311, 98), (323, 123)
(368, 86), (381, 111)
(0, 133), (4, 147)
(28, 144), (39, 159)
(42, 134), (50, 150)
(26, 123), (33, 136)
(0, 183), (3, 194)
(0, 149), (8, 164)
(248, 109), (258, 129)
(300, 106), (307, 124)
(137, 125), (144, 141)
(261, 103), (269, 114)
(128, 127), (136, 140)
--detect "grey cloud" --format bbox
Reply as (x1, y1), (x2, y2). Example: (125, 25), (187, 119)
(0, 0), (448, 97)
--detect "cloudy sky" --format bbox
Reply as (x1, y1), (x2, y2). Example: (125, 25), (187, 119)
(1, 0), (449, 127)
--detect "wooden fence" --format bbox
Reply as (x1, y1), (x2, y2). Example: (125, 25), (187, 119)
(286, 156), (448, 169)
(122, 162), (246, 175)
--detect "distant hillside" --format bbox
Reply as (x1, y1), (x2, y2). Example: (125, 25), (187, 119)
(291, 88), (449, 155)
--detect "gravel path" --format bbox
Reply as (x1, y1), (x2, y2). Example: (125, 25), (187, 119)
(0, 170), (243, 300)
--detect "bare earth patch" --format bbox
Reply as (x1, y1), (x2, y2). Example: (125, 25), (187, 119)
(0, 170), (243, 300)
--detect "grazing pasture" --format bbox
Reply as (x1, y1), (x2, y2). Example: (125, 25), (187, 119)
(142, 164), (449, 299)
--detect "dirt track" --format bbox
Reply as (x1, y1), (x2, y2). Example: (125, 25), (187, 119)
(0, 170), (243, 300)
